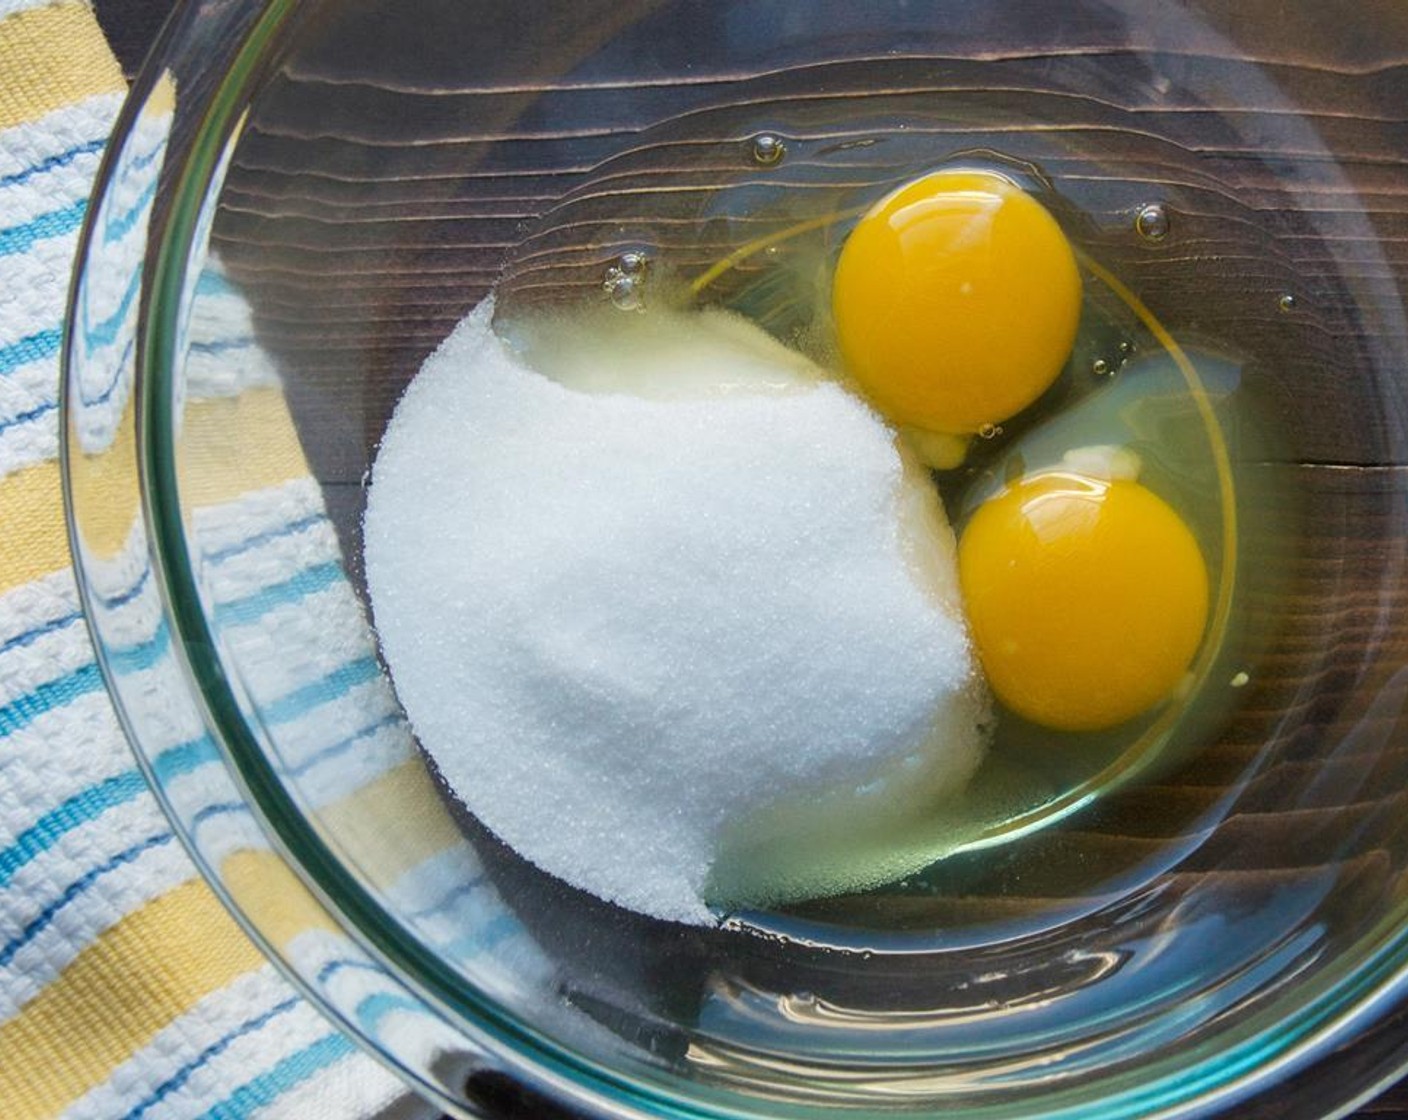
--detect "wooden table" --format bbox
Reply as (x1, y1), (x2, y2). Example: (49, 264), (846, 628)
(90, 1), (1408, 1116)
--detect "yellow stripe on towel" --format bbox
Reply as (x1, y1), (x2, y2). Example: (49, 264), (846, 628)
(0, 1), (125, 132)
(8, 388), (314, 593)
(218, 764), (462, 944)
(0, 879), (265, 1120)
(221, 849), (339, 951)
(177, 387), (312, 509)
(1, 456), (75, 596)
(316, 761), (463, 892)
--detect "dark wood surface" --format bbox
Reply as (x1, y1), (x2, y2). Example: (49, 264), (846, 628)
(93, 0), (1408, 1116)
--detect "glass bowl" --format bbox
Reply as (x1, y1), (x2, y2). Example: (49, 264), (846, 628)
(62, 1), (1408, 1117)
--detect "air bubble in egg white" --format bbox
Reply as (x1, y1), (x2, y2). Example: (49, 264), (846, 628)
(1135, 203), (1171, 242)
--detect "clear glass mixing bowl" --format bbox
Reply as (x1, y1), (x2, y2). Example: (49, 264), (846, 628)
(62, 1), (1408, 1117)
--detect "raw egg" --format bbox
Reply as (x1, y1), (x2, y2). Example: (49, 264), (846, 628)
(957, 471), (1209, 732)
(832, 169), (1082, 436)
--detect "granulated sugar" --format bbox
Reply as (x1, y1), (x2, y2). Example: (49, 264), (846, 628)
(363, 300), (987, 925)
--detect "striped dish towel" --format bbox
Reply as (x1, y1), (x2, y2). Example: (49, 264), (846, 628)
(0, 2), (464, 1116)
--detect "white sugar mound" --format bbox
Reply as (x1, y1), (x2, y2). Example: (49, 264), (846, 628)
(363, 300), (988, 925)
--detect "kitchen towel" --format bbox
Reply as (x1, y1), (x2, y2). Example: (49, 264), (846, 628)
(0, 2), (450, 1116)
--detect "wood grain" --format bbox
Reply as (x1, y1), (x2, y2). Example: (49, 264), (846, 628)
(106, 0), (1408, 1113)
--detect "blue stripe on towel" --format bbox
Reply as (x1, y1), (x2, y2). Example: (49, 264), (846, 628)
(0, 198), (85, 257)
(121, 996), (303, 1120)
(189, 801), (248, 831)
(0, 696), (397, 884)
(0, 661), (105, 736)
(202, 513), (327, 566)
(0, 397), (57, 435)
(211, 562), (343, 629)
(0, 609), (80, 659)
(195, 270), (237, 297)
(106, 622), (171, 675)
(0, 137), (105, 191)
(0, 490), (390, 940)
(262, 657), (381, 726)
(151, 736), (219, 785)
(2, 554), (351, 740)
(314, 958), (383, 986)
(196, 1032), (353, 1120)
(79, 267), (139, 354)
(129, 137), (167, 174)
(441, 912), (522, 960)
(189, 337), (254, 357)
(0, 832), (174, 968)
(75, 335), (134, 408)
(100, 178), (157, 245)
(405, 873), (486, 921)
(0, 668), (399, 919)
(92, 563), (151, 612)
(287, 712), (403, 779)
(0, 772), (148, 888)
(355, 991), (424, 1031)
(0, 328), (62, 375)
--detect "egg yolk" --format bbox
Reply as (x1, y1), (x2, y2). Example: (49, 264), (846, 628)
(832, 169), (1082, 436)
(957, 472), (1209, 732)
